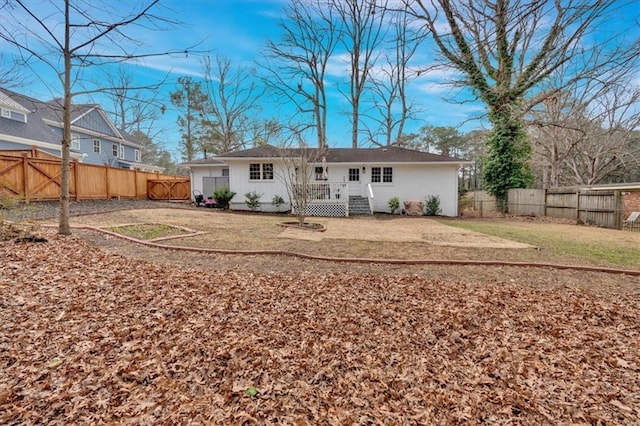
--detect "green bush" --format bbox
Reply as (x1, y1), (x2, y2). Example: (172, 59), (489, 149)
(213, 187), (236, 209)
(244, 191), (262, 212)
(388, 196), (400, 214)
(272, 195), (285, 209)
(425, 195), (442, 216)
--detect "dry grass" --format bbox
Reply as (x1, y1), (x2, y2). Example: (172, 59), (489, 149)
(59, 208), (640, 270)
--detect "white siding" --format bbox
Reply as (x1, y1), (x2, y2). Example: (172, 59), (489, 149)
(190, 165), (228, 197)
(367, 164), (459, 216)
(302, 163), (460, 216)
(192, 160), (461, 216)
(228, 160), (290, 211)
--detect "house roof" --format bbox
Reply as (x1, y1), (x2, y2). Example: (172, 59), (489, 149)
(187, 144), (471, 165)
(0, 88), (61, 145)
(42, 99), (142, 147)
(0, 88), (142, 149)
(178, 157), (227, 167)
(0, 90), (30, 113)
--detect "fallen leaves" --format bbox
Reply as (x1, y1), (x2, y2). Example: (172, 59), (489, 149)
(1, 230), (639, 424)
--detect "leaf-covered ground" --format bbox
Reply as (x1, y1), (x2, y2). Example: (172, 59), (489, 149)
(1, 232), (639, 424)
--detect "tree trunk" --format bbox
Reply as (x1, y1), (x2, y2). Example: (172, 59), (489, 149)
(58, 0), (71, 235)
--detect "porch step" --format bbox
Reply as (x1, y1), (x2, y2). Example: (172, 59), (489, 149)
(349, 196), (371, 216)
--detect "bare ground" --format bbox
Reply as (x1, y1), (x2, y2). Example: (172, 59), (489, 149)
(2, 202), (639, 423)
(1, 231), (639, 424)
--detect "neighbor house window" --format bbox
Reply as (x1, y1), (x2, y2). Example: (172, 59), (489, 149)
(222, 168), (229, 177)
(348, 168), (360, 182)
(119, 145), (125, 159)
(112, 144), (118, 156)
(70, 134), (80, 150)
(134, 149), (140, 162)
(249, 163), (273, 180)
(1, 108), (10, 118)
(93, 139), (101, 153)
(383, 167), (393, 183)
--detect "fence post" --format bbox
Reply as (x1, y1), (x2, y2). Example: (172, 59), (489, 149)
(133, 169), (139, 199)
(104, 163), (110, 199)
(72, 160), (79, 201)
(614, 190), (622, 230)
(575, 191), (581, 224)
(22, 153), (30, 203)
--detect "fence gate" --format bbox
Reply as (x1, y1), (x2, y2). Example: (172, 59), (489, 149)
(147, 179), (190, 200)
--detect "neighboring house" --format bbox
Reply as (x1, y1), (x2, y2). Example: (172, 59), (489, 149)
(0, 87), (162, 172)
(180, 144), (472, 217)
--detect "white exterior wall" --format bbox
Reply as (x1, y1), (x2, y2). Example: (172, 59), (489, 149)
(194, 160), (461, 216)
(367, 164), (459, 216)
(189, 165), (227, 198)
(306, 163), (459, 216)
(228, 160), (291, 212)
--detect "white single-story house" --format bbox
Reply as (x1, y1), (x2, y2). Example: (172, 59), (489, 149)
(179, 144), (472, 216)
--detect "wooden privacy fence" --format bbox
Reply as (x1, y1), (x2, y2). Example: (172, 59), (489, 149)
(148, 179), (190, 200)
(465, 188), (625, 229)
(0, 152), (189, 202)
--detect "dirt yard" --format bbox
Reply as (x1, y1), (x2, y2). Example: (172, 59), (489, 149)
(63, 207), (531, 248)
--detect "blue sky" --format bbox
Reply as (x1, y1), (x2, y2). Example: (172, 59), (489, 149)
(2, 0), (639, 160)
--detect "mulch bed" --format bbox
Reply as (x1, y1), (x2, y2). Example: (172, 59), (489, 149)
(1, 231), (639, 424)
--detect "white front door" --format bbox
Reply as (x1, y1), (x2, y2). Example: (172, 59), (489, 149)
(348, 168), (361, 196)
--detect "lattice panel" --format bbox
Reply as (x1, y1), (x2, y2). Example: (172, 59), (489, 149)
(293, 203), (347, 217)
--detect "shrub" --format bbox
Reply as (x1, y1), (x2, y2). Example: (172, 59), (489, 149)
(272, 195), (285, 209)
(244, 191), (262, 212)
(388, 196), (400, 214)
(425, 195), (442, 216)
(213, 187), (236, 210)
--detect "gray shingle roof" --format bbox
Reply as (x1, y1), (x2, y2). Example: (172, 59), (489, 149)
(0, 88), (61, 145)
(1, 88), (142, 148)
(212, 144), (469, 163)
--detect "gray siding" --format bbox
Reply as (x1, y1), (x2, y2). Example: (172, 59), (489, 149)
(74, 109), (118, 137)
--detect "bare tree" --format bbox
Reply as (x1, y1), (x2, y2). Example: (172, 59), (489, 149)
(262, 0), (340, 149)
(333, 0), (388, 148)
(408, 0), (633, 208)
(170, 76), (209, 162)
(105, 66), (166, 138)
(364, 3), (426, 147)
(529, 49), (640, 187)
(245, 118), (284, 148)
(0, 53), (26, 88)
(201, 55), (264, 154)
(0, 0), (189, 234)
(276, 135), (326, 227)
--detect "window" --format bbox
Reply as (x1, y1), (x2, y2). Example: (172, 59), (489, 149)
(222, 168), (229, 177)
(315, 166), (326, 181)
(371, 167), (381, 183)
(93, 139), (101, 153)
(119, 145), (125, 159)
(112, 144), (118, 156)
(249, 163), (274, 180)
(249, 163), (261, 180)
(371, 167), (393, 183)
(262, 163), (273, 180)
(348, 168), (360, 182)
(1, 108), (10, 118)
(134, 149), (140, 162)
(70, 134), (80, 150)
(383, 167), (393, 183)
